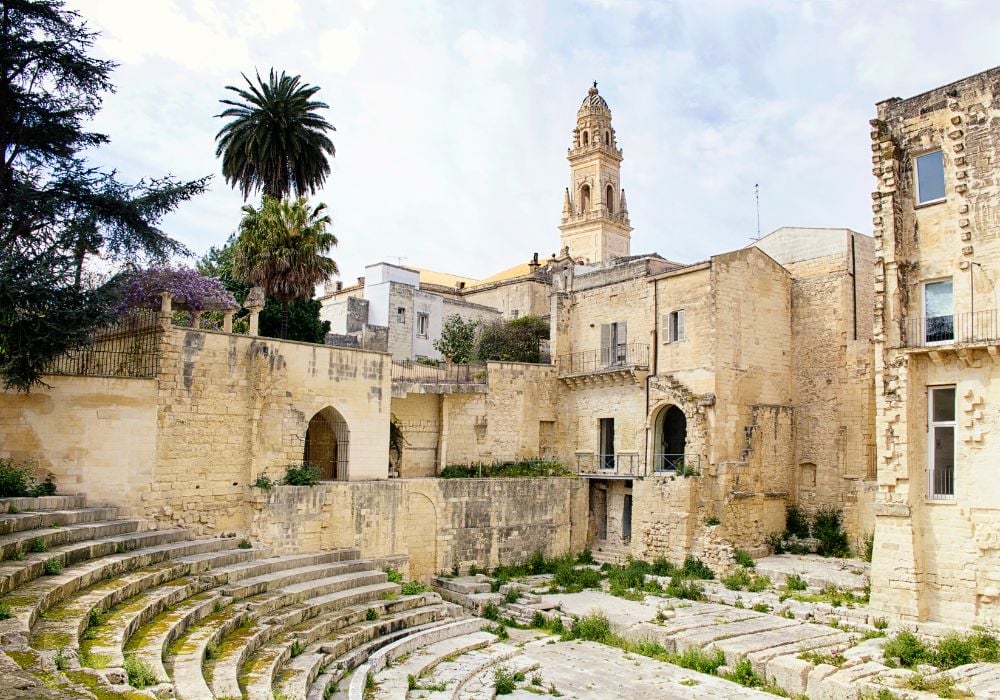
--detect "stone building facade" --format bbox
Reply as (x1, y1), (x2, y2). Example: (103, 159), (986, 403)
(869, 67), (1000, 626)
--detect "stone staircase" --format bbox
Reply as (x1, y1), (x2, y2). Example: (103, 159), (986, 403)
(0, 494), (476, 699)
(589, 539), (630, 565)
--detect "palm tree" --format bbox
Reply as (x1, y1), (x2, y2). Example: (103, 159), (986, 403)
(215, 69), (336, 201)
(233, 196), (338, 339)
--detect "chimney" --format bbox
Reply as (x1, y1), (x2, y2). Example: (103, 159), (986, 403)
(529, 252), (540, 272)
(456, 281), (466, 290)
(357, 276), (365, 287)
(335, 281), (343, 292)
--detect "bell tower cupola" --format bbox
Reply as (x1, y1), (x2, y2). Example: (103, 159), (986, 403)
(558, 82), (632, 265)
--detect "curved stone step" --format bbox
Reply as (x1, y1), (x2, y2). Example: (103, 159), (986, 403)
(167, 599), (250, 700)
(454, 654), (539, 700)
(370, 624), (494, 699)
(209, 576), (397, 699)
(199, 548), (361, 589)
(76, 546), (264, 668)
(421, 640), (522, 700)
(0, 518), (142, 561)
(219, 557), (379, 601)
(0, 507), (119, 536)
(0, 529), (199, 643)
(123, 590), (223, 686)
(275, 593), (442, 700)
(0, 495), (87, 512)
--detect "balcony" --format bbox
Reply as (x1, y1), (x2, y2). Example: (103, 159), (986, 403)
(391, 360), (487, 397)
(575, 452), (643, 479)
(650, 453), (702, 477)
(901, 311), (1000, 359)
(556, 343), (649, 388)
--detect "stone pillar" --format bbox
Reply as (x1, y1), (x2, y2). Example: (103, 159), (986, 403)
(223, 310), (235, 334)
(191, 310), (203, 329)
(158, 291), (173, 332)
(248, 307), (263, 336)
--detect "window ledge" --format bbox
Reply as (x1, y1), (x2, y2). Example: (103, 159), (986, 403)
(915, 198), (946, 210)
(925, 497), (956, 504)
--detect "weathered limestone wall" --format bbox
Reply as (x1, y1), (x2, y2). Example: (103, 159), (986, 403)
(0, 377), (157, 512)
(462, 277), (552, 320)
(391, 393), (441, 477)
(247, 478), (588, 580)
(870, 67), (1000, 625)
(631, 476), (698, 561)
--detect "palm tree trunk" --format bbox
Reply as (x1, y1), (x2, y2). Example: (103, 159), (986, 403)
(280, 299), (290, 339)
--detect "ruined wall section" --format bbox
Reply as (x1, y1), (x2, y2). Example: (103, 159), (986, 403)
(390, 393), (441, 477)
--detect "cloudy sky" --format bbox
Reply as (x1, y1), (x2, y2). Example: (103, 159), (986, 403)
(71, 0), (1000, 281)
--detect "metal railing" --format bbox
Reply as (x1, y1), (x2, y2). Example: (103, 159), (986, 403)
(45, 309), (162, 379)
(557, 343), (649, 377)
(902, 310), (1000, 347)
(576, 453), (644, 477)
(651, 453), (702, 475)
(391, 360), (487, 385)
(928, 466), (955, 500)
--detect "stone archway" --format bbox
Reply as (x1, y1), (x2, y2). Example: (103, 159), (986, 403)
(653, 404), (687, 472)
(406, 492), (438, 580)
(303, 407), (350, 480)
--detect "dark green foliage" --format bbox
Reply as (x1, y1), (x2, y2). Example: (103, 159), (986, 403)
(283, 463), (321, 486)
(530, 611), (546, 628)
(883, 631), (930, 668)
(703, 515), (720, 526)
(813, 507), (850, 557)
(863, 532), (875, 562)
(400, 580), (428, 596)
(237, 538), (252, 549)
(554, 563), (602, 592)
(885, 630), (1000, 670)
(571, 613), (611, 642)
(576, 549), (594, 565)
(765, 531), (785, 554)
(785, 505), (812, 539)
(733, 549), (755, 568)
(44, 558), (63, 575)
(784, 573), (808, 591)
(494, 666), (524, 695)
(723, 659), (764, 688)
(484, 622), (508, 640)
(123, 655), (158, 688)
(650, 557), (677, 576)
(474, 316), (548, 364)
(665, 575), (705, 601)
(365, 608), (378, 621)
(0, 0), (209, 391)
(29, 537), (47, 553)
(216, 69), (336, 201)
(0, 602), (11, 620)
(502, 588), (521, 604)
(433, 315), (478, 364)
(723, 569), (752, 591)
(0, 459), (56, 497)
(384, 567), (403, 584)
(482, 602), (500, 620)
(674, 647), (726, 675)
(251, 475), (275, 490)
(681, 556), (714, 580)
(438, 459), (571, 479)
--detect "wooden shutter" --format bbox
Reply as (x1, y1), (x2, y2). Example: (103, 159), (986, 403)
(661, 314), (671, 343)
(678, 310), (686, 341)
(600, 323), (612, 365)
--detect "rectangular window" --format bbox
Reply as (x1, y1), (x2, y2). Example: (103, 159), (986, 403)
(916, 150), (945, 204)
(599, 418), (615, 470)
(923, 279), (953, 344)
(928, 386), (956, 498)
(396, 307), (406, 324)
(416, 312), (429, 337)
(663, 310), (686, 343)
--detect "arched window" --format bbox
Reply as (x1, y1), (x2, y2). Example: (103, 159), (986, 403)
(653, 405), (687, 472)
(606, 184), (614, 213)
(580, 183), (591, 212)
(304, 407), (350, 480)
(604, 131), (610, 145)
(582, 131), (589, 146)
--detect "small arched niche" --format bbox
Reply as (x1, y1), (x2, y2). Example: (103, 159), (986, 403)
(580, 183), (591, 212)
(303, 407), (350, 480)
(606, 184), (615, 213)
(653, 404), (687, 472)
(604, 130), (610, 145)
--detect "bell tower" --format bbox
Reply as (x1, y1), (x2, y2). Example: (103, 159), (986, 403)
(558, 82), (632, 265)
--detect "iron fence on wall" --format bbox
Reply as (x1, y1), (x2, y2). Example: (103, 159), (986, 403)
(901, 310), (1000, 347)
(390, 360), (488, 385)
(557, 342), (649, 376)
(45, 309), (162, 379)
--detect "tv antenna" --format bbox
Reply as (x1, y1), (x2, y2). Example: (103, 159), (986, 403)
(392, 256), (408, 266)
(753, 183), (761, 240)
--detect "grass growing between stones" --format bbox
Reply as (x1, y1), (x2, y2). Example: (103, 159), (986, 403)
(883, 629), (1000, 669)
(123, 654), (158, 688)
(901, 672), (971, 698)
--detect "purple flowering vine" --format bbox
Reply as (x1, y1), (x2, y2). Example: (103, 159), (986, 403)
(116, 266), (238, 313)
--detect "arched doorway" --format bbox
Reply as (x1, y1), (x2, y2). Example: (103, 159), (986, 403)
(303, 407), (350, 480)
(653, 405), (687, 472)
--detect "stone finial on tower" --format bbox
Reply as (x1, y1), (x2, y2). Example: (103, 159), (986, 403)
(562, 187), (572, 216)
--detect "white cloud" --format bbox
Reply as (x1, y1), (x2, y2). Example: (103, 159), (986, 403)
(454, 30), (528, 70)
(317, 21), (366, 75)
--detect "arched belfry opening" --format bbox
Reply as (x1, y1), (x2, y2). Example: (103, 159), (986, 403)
(604, 130), (610, 145)
(303, 407), (350, 480)
(582, 130), (589, 146)
(606, 184), (614, 213)
(580, 183), (591, 212)
(653, 405), (687, 472)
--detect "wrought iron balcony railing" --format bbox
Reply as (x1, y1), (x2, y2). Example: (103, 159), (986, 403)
(901, 310), (1000, 348)
(557, 343), (649, 377)
(651, 453), (702, 476)
(576, 453), (644, 478)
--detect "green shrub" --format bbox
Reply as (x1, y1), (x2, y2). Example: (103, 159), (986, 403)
(576, 549), (594, 565)
(251, 475), (274, 490)
(675, 647), (726, 674)
(681, 556), (714, 580)
(7, 504), (18, 514)
(43, 558), (62, 575)
(0, 602), (11, 620)
(124, 655), (158, 688)
(283, 463), (321, 486)
(237, 538), (252, 549)
(665, 575), (705, 601)
(205, 641), (220, 660)
(546, 615), (565, 634)
(484, 622), (509, 640)
(571, 613), (611, 642)
(502, 587), (521, 605)
(862, 531), (875, 562)
(873, 617), (889, 631)
(438, 460), (571, 479)
(401, 580), (428, 596)
(747, 575), (771, 593)
(785, 573), (808, 591)
(883, 631), (930, 668)
(494, 666), (524, 695)
(29, 473), (56, 497)
(650, 557), (676, 576)
(733, 549), (755, 568)
(765, 531), (785, 554)
(723, 658), (764, 688)
(530, 611), (547, 628)
(723, 569), (752, 591)
(785, 505), (811, 539)
(482, 602), (500, 620)
(703, 515), (721, 526)
(365, 608), (379, 621)
(813, 507), (850, 557)
(751, 602), (771, 613)
(29, 537), (47, 553)
(384, 567), (403, 584)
